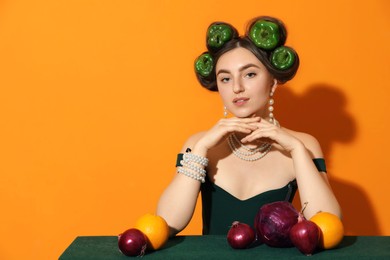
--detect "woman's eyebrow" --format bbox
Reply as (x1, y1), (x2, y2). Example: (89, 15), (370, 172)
(216, 63), (260, 76)
(216, 69), (230, 76)
(239, 63), (260, 71)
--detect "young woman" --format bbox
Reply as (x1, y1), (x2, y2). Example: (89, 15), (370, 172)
(157, 16), (341, 236)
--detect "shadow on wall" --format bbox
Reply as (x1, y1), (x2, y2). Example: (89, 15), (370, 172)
(277, 83), (380, 235)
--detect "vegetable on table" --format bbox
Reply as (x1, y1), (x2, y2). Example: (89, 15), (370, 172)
(254, 201), (299, 247)
(290, 202), (321, 255)
(118, 228), (147, 257)
(227, 221), (256, 249)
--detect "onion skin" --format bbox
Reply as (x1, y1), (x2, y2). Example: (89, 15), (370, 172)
(255, 201), (299, 247)
(227, 221), (256, 249)
(290, 214), (320, 255)
(118, 228), (147, 257)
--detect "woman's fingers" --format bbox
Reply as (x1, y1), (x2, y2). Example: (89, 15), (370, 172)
(240, 123), (278, 143)
(241, 130), (270, 143)
(219, 117), (260, 132)
(199, 117), (262, 150)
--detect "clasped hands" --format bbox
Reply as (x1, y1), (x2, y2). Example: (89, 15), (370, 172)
(196, 116), (303, 155)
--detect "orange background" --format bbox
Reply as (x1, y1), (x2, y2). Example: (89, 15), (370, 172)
(1, 0), (389, 259)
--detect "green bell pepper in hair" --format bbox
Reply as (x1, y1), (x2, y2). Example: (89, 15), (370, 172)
(271, 46), (295, 70)
(207, 24), (233, 48)
(195, 53), (214, 77)
(249, 20), (280, 50)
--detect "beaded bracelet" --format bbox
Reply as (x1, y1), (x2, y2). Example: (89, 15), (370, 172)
(183, 152), (209, 167)
(180, 160), (207, 176)
(177, 151), (208, 183)
(177, 167), (205, 183)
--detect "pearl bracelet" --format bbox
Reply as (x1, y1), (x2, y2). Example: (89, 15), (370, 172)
(180, 160), (207, 176)
(177, 151), (208, 183)
(183, 152), (209, 167)
(177, 167), (205, 183)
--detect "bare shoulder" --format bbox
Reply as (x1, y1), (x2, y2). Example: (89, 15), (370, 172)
(283, 128), (324, 158)
(179, 131), (207, 152)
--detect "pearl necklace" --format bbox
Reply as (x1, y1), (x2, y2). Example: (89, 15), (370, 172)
(228, 134), (272, 161)
(227, 119), (280, 162)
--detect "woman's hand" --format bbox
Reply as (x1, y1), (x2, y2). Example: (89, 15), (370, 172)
(241, 118), (303, 154)
(193, 117), (261, 154)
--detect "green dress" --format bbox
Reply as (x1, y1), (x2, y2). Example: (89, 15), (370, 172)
(176, 154), (326, 235)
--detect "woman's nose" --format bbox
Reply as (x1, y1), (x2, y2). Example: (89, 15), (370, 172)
(232, 79), (244, 93)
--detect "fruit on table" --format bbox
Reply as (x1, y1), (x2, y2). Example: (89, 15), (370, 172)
(310, 212), (344, 249)
(135, 213), (170, 250)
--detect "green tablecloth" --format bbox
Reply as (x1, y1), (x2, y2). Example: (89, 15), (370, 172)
(60, 235), (390, 259)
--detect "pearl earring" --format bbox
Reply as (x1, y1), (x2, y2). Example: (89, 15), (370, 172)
(223, 106), (228, 118)
(268, 92), (275, 123)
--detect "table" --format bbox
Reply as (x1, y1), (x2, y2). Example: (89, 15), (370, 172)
(59, 235), (390, 259)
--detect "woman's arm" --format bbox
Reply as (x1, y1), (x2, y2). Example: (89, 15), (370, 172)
(157, 117), (261, 236)
(290, 133), (341, 219)
(156, 134), (204, 237)
(241, 120), (341, 219)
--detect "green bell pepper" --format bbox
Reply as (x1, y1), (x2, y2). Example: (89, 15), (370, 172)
(195, 53), (214, 77)
(249, 20), (280, 50)
(271, 46), (296, 70)
(207, 24), (233, 49)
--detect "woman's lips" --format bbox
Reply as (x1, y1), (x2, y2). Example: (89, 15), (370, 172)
(233, 97), (249, 106)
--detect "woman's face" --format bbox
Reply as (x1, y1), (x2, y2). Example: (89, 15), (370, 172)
(216, 47), (276, 118)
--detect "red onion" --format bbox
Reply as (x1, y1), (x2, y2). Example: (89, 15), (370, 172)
(254, 201), (299, 247)
(227, 221), (256, 249)
(290, 203), (320, 255)
(118, 228), (147, 256)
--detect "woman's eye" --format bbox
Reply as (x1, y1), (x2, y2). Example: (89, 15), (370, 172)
(220, 77), (230, 83)
(246, 72), (256, 78)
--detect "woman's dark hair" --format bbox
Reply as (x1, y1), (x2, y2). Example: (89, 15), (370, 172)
(195, 16), (299, 92)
